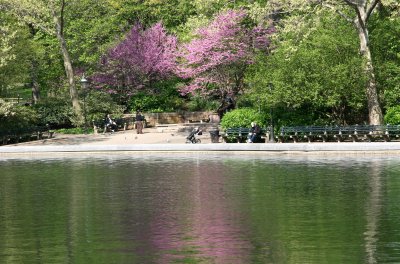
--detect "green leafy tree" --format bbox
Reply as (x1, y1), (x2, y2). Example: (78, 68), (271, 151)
(0, 18), (16, 70)
(1, 0), (82, 120)
(0, 13), (41, 102)
(248, 12), (367, 125)
(63, 0), (123, 67)
(105, 0), (196, 32)
(369, 13), (400, 108)
(262, 0), (399, 125)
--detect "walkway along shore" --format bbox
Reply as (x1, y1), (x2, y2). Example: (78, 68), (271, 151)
(2, 128), (400, 154)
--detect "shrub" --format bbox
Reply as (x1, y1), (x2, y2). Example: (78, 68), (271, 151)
(33, 92), (124, 129)
(220, 108), (266, 129)
(86, 91), (124, 122)
(384, 106), (400, 125)
(129, 92), (165, 112)
(128, 91), (184, 112)
(33, 97), (75, 128)
(0, 99), (38, 131)
(186, 95), (220, 112)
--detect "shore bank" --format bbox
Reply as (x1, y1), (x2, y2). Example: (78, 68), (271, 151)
(1, 129), (400, 156)
(1, 127), (400, 155)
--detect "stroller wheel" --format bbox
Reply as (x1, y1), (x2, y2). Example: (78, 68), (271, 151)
(195, 138), (201, 144)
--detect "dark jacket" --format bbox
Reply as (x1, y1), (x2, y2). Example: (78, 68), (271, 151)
(251, 125), (261, 134)
(136, 113), (144, 121)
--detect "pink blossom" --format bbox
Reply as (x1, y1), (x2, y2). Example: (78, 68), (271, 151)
(177, 9), (273, 98)
(93, 22), (178, 98)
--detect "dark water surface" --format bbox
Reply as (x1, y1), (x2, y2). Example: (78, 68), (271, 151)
(1, 154), (400, 264)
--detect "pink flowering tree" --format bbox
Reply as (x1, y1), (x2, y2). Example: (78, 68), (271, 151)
(93, 22), (177, 104)
(177, 9), (274, 102)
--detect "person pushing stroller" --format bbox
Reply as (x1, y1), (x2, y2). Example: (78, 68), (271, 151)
(186, 127), (202, 144)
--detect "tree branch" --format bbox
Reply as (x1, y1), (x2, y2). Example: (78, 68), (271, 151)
(60, 0), (65, 34)
(354, 5), (366, 29)
(321, 2), (354, 24)
(342, 0), (358, 8)
(366, 0), (380, 21)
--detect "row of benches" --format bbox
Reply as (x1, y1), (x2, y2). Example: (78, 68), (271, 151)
(221, 125), (400, 143)
(0, 126), (54, 145)
(278, 125), (400, 142)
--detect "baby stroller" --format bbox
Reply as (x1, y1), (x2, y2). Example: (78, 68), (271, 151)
(186, 127), (202, 144)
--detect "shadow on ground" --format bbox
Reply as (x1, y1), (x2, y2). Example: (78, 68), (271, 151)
(6, 134), (111, 146)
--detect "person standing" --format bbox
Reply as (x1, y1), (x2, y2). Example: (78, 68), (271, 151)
(135, 110), (144, 134)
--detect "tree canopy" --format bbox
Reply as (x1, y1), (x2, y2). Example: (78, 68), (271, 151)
(0, 0), (399, 127)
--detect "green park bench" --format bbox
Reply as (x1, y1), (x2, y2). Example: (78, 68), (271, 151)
(222, 127), (267, 143)
(278, 125), (400, 143)
(0, 125), (54, 145)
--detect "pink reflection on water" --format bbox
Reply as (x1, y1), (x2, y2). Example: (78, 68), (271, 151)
(149, 164), (252, 263)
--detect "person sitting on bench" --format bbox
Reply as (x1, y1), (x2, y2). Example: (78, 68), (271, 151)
(105, 114), (117, 133)
(248, 122), (261, 143)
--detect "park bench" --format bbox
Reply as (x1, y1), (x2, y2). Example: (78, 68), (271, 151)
(304, 126), (330, 143)
(0, 125), (54, 145)
(277, 126), (325, 143)
(278, 126), (311, 143)
(222, 127), (267, 143)
(92, 116), (135, 134)
(30, 126), (55, 140)
(380, 125), (400, 141)
(278, 125), (400, 143)
(341, 125), (375, 142)
(329, 125), (396, 142)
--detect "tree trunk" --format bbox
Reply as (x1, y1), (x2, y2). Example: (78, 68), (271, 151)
(28, 25), (40, 104)
(362, 42), (382, 125)
(52, 10), (82, 121)
(30, 59), (40, 104)
(355, 5), (383, 125)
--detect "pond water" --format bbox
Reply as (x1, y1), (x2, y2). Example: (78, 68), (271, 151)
(1, 153), (400, 264)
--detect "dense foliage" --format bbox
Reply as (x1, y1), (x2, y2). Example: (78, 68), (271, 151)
(220, 108), (266, 129)
(384, 106), (400, 125)
(128, 79), (184, 113)
(32, 92), (124, 129)
(0, 99), (37, 132)
(248, 12), (368, 125)
(0, 0), (399, 131)
(33, 98), (75, 128)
